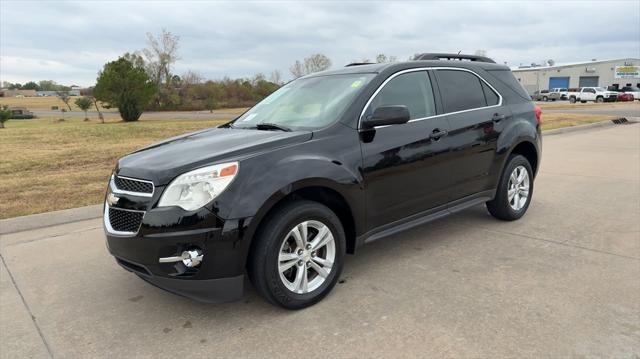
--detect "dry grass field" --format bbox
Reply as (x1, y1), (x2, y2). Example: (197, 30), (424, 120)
(540, 113), (616, 130)
(0, 96), (110, 111)
(0, 110), (615, 219)
(0, 117), (225, 219)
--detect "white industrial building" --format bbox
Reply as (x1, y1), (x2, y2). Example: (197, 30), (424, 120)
(512, 58), (640, 95)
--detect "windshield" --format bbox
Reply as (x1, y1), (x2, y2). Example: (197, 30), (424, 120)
(232, 73), (375, 131)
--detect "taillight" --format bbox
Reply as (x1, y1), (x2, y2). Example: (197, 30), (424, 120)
(534, 105), (542, 125)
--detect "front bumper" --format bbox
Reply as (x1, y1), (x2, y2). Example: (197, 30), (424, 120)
(114, 255), (243, 303)
(103, 175), (251, 303)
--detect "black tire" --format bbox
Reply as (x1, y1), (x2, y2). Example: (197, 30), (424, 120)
(542, 96), (548, 102)
(596, 96), (604, 103)
(486, 154), (534, 221)
(569, 97), (576, 104)
(248, 200), (346, 309)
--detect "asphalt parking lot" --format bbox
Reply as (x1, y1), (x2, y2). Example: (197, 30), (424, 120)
(1, 123), (639, 358)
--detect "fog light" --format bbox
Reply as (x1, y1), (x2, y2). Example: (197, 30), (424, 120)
(181, 249), (203, 268)
(159, 249), (204, 267)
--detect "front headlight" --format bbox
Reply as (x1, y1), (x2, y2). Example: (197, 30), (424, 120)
(158, 162), (238, 211)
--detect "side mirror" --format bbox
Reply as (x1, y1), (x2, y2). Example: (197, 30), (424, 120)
(361, 105), (410, 129)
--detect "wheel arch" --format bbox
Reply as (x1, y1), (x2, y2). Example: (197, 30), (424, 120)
(507, 140), (539, 176)
(243, 180), (360, 271)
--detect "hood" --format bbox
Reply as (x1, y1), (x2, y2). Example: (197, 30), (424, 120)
(116, 127), (312, 185)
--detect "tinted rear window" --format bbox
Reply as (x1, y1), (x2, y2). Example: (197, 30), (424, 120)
(488, 69), (531, 100)
(481, 81), (500, 105)
(436, 70), (487, 113)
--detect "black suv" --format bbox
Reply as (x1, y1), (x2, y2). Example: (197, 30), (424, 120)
(104, 53), (541, 309)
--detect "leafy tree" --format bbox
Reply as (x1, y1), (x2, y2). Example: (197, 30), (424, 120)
(0, 105), (11, 129)
(39, 80), (70, 91)
(57, 91), (73, 111)
(22, 81), (39, 90)
(94, 57), (157, 122)
(74, 97), (93, 121)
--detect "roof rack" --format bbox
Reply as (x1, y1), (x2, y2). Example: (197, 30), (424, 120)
(345, 62), (375, 67)
(415, 53), (496, 64)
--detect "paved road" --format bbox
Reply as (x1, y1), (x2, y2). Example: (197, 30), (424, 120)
(1, 124), (639, 358)
(542, 102), (640, 117)
(32, 109), (245, 121)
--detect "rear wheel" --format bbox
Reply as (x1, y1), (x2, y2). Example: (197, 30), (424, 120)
(487, 155), (533, 221)
(248, 200), (345, 309)
(542, 96), (548, 102)
(569, 97), (576, 104)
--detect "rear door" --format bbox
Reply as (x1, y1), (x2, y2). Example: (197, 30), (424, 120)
(360, 70), (452, 230)
(433, 68), (505, 201)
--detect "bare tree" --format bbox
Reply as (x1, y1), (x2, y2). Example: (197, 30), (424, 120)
(304, 54), (332, 74)
(290, 54), (332, 79)
(57, 91), (73, 111)
(376, 54), (397, 63)
(181, 70), (204, 86)
(290, 60), (305, 78)
(269, 70), (282, 85)
(546, 59), (555, 66)
(143, 29), (180, 87)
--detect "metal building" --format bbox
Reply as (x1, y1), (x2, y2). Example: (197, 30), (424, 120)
(512, 58), (640, 95)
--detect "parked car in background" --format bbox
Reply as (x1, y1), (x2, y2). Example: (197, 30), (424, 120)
(568, 87), (618, 103)
(616, 92), (635, 102)
(531, 89), (550, 101)
(549, 88), (568, 101)
(620, 86), (640, 101)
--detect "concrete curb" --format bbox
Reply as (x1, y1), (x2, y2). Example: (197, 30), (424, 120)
(543, 117), (638, 136)
(0, 204), (102, 235)
(2, 116), (639, 235)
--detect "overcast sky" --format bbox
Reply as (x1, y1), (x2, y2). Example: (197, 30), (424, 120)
(1, 0), (639, 87)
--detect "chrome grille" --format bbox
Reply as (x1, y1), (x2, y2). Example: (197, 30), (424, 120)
(114, 176), (153, 194)
(108, 207), (144, 233)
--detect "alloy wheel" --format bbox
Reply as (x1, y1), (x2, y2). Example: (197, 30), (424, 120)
(507, 165), (530, 211)
(278, 220), (336, 294)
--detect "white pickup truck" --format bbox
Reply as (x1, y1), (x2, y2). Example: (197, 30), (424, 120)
(568, 87), (619, 103)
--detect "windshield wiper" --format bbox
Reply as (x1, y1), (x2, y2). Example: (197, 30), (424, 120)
(255, 123), (292, 132)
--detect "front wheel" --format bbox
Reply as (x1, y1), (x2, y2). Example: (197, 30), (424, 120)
(569, 97), (576, 104)
(248, 200), (345, 309)
(542, 96), (548, 102)
(487, 155), (534, 221)
(596, 96), (604, 103)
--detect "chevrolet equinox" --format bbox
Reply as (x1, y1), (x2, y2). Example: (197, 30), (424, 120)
(104, 53), (542, 309)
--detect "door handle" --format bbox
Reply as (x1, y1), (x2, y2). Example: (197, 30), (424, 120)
(492, 113), (506, 123)
(429, 128), (448, 141)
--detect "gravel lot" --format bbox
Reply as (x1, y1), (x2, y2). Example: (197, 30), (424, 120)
(1, 123), (639, 358)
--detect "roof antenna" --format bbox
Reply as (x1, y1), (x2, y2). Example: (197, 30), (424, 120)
(457, 50), (462, 55)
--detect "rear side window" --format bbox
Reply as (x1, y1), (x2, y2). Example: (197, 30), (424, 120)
(481, 81), (500, 106)
(366, 71), (436, 120)
(436, 70), (487, 112)
(487, 69), (531, 100)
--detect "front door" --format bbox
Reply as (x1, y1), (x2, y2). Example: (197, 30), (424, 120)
(360, 70), (452, 231)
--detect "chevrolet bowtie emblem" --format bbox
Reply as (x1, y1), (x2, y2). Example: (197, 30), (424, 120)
(107, 193), (120, 206)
